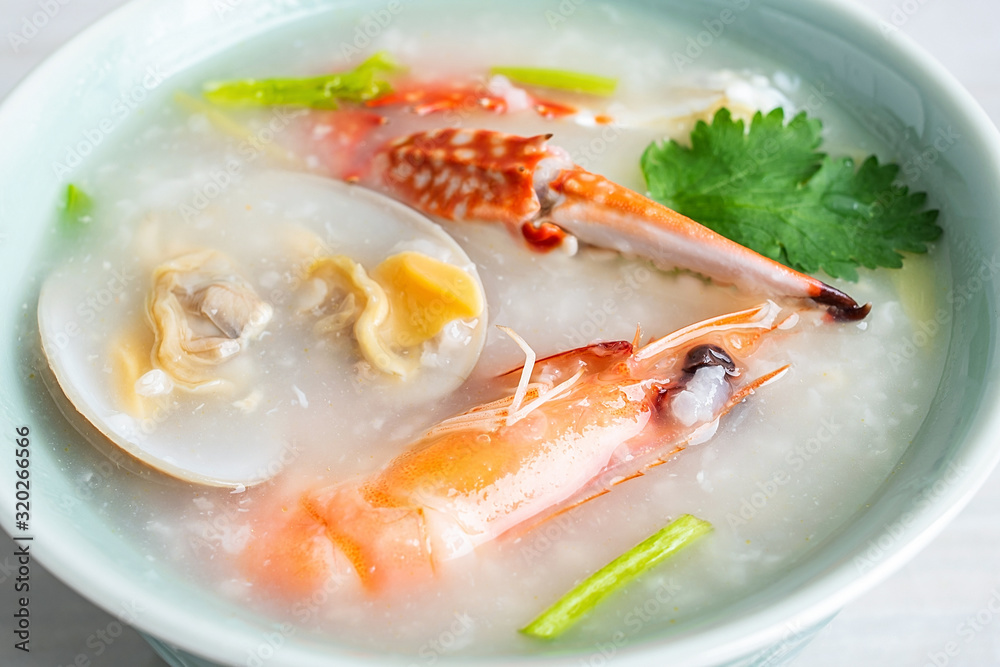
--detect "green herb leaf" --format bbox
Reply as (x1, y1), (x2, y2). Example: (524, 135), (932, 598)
(489, 66), (617, 96)
(204, 51), (399, 109)
(641, 108), (942, 281)
(61, 183), (92, 229)
(520, 514), (712, 640)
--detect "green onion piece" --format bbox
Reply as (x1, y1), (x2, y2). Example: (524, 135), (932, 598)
(520, 514), (712, 640)
(203, 51), (399, 109)
(173, 91), (302, 167)
(62, 183), (92, 228)
(489, 66), (617, 97)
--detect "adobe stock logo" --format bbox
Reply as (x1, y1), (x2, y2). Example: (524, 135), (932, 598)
(7, 0), (74, 53)
(52, 66), (170, 178)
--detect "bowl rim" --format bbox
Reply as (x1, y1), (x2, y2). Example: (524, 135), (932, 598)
(2, 0), (1000, 665)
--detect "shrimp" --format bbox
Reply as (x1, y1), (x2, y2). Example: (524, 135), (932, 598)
(241, 302), (794, 596)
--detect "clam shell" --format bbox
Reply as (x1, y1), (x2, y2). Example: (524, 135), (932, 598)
(38, 171), (488, 487)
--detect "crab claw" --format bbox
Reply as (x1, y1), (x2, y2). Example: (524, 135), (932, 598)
(545, 167), (871, 321)
(357, 128), (870, 321)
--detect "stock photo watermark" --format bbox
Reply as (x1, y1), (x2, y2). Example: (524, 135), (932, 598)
(519, 513), (577, 565)
(562, 263), (652, 348)
(53, 443), (135, 518)
(544, 0), (587, 31)
(212, 0), (320, 21)
(746, 615), (818, 666)
(337, 0), (416, 61)
(52, 66), (169, 178)
(576, 580), (682, 667)
(53, 598), (146, 667)
(853, 461), (968, 574)
(670, 0), (752, 72)
(879, 0), (936, 38)
(242, 623), (294, 667)
(569, 122), (625, 171)
(212, 0), (415, 62)
(177, 106), (306, 221)
(10, 426), (32, 654)
(410, 612), (475, 666)
(43, 265), (136, 353)
(7, 0), (75, 53)
(923, 587), (1000, 667)
(887, 248), (997, 372)
(725, 416), (842, 528)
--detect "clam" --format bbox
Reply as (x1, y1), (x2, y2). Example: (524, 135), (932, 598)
(147, 249), (273, 390)
(38, 171), (488, 488)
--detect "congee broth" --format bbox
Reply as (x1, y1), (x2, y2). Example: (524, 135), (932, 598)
(31, 0), (949, 657)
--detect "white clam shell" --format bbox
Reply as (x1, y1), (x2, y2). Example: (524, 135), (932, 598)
(38, 171), (488, 488)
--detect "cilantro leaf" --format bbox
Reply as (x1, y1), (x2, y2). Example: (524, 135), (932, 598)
(641, 108), (941, 281)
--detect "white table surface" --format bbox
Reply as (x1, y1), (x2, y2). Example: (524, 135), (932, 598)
(0, 1), (997, 665)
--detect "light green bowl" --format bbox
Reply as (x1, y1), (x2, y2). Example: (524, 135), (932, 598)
(1, 1), (998, 665)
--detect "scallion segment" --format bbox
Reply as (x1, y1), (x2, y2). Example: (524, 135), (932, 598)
(203, 51), (399, 109)
(61, 183), (92, 228)
(489, 66), (617, 96)
(520, 514), (712, 640)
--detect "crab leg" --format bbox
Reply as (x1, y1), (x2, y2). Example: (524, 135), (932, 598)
(355, 128), (870, 321)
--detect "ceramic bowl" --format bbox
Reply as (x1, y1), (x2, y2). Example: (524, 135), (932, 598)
(1, 1), (998, 665)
